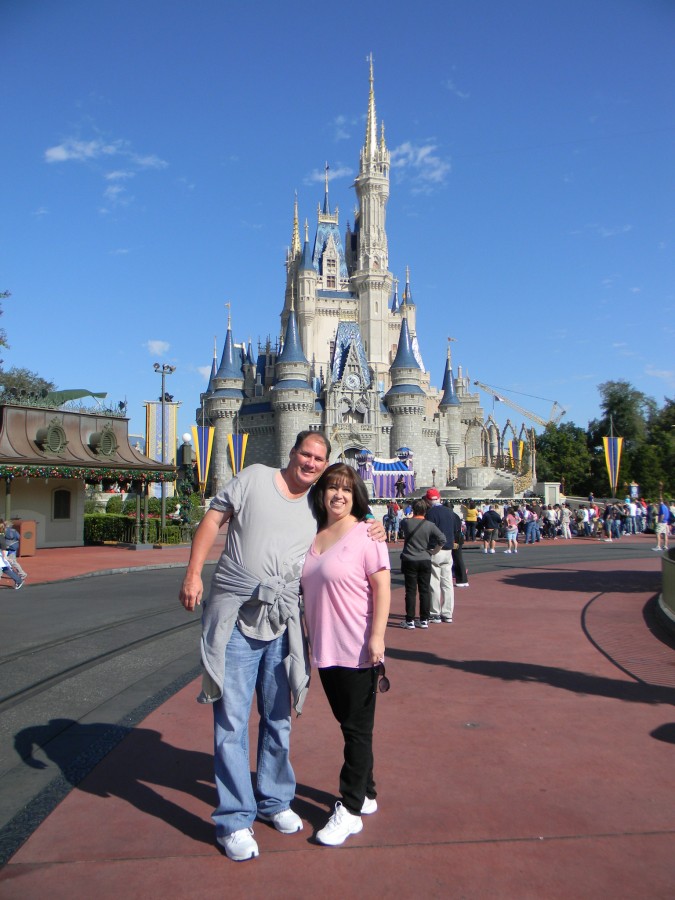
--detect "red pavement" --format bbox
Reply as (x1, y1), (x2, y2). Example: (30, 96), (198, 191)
(1, 540), (674, 898)
(2, 536), (226, 587)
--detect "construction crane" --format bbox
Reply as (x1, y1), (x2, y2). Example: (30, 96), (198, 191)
(473, 381), (566, 428)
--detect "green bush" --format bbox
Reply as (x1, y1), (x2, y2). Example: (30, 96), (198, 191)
(105, 496), (123, 514)
(84, 514), (133, 543)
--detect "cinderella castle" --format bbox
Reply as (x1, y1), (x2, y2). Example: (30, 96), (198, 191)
(197, 61), (531, 499)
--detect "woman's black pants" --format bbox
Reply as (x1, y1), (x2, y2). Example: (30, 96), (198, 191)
(319, 666), (377, 816)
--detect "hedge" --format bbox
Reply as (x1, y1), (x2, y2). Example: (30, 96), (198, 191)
(84, 514), (188, 545)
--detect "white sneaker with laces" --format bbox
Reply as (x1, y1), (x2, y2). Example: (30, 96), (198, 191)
(316, 802), (363, 846)
(361, 797), (378, 815)
(218, 827), (259, 861)
(257, 807), (303, 833)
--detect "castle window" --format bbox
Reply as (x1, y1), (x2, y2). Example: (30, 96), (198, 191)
(327, 276), (336, 289)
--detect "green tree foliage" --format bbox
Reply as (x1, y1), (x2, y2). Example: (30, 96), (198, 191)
(0, 366), (56, 399)
(588, 380), (657, 447)
(535, 422), (593, 495)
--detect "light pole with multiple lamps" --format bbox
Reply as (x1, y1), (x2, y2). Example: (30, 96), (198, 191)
(154, 362), (176, 532)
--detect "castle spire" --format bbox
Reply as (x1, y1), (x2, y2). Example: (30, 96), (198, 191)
(364, 53), (378, 161)
(390, 316), (421, 371)
(402, 266), (414, 306)
(391, 276), (400, 313)
(291, 192), (301, 257)
(323, 162), (330, 214)
(439, 339), (460, 408)
(215, 312), (243, 381)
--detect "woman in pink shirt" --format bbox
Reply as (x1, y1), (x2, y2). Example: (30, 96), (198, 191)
(302, 463), (391, 847)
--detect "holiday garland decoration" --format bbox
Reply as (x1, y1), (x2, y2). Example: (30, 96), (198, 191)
(0, 464), (175, 483)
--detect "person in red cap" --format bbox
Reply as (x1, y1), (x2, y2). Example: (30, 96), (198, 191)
(424, 489), (460, 622)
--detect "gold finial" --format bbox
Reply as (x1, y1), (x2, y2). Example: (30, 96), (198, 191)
(213, 335), (217, 359)
(304, 218), (309, 242)
(225, 301), (231, 330)
(290, 283), (295, 311)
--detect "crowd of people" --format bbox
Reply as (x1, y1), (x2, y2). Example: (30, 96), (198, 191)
(385, 496), (673, 551)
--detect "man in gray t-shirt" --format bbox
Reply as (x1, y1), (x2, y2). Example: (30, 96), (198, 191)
(180, 430), (331, 861)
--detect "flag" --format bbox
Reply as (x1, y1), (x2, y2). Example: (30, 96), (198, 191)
(227, 433), (248, 474)
(192, 425), (214, 492)
(602, 436), (623, 495)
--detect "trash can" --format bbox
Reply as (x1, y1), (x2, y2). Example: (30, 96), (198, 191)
(12, 519), (36, 557)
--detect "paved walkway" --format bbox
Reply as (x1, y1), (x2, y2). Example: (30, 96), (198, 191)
(1, 538), (674, 898)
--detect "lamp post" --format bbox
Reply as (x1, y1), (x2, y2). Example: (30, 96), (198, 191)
(154, 362), (176, 533)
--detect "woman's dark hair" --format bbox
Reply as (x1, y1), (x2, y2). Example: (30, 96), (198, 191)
(412, 499), (427, 517)
(468, 500), (476, 509)
(312, 463), (370, 527)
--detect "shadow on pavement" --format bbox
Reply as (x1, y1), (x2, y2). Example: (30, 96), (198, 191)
(500, 568), (661, 594)
(386, 647), (675, 707)
(14, 719), (215, 845)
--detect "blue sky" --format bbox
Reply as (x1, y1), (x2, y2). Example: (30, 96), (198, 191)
(2, 0), (674, 449)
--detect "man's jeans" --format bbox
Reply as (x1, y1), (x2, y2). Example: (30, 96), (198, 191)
(212, 626), (294, 837)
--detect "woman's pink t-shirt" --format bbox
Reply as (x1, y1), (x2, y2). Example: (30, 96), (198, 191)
(301, 521), (390, 669)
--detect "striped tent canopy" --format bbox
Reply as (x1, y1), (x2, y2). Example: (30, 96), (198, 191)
(358, 456), (415, 499)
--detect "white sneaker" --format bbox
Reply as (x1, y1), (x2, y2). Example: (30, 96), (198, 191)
(218, 827), (259, 861)
(504, 550), (511, 554)
(361, 797), (378, 815)
(490, 549), (495, 554)
(258, 807), (303, 833)
(316, 802), (363, 846)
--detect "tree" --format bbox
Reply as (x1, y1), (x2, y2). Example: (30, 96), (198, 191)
(0, 366), (56, 399)
(588, 380), (657, 447)
(535, 422), (593, 495)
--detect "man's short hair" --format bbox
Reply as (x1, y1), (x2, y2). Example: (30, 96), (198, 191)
(292, 429), (331, 458)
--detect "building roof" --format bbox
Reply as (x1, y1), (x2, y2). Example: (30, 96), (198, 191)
(0, 404), (175, 482)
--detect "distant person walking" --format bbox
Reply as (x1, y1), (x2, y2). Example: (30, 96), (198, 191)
(653, 500), (670, 552)
(0, 520), (27, 580)
(481, 505), (502, 554)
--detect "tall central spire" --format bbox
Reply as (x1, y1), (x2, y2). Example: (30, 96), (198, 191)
(364, 53), (378, 161)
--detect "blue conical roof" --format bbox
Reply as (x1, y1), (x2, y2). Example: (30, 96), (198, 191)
(390, 317), (421, 370)
(439, 356), (460, 407)
(391, 281), (400, 313)
(215, 325), (243, 380)
(277, 309), (308, 364)
(300, 238), (313, 271)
